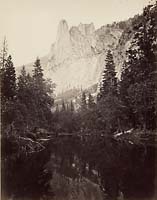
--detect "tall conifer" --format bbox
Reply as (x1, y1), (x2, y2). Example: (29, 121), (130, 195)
(120, 3), (157, 129)
(2, 55), (16, 100)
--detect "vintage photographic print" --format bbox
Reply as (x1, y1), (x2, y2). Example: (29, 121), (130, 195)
(0, 0), (157, 199)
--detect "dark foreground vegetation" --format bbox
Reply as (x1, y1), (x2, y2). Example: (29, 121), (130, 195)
(1, 2), (157, 200)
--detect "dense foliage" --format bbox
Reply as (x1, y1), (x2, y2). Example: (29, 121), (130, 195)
(1, 55), (55, 199)
(120, 3), (157, 130)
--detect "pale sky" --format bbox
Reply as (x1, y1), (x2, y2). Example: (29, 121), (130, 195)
(0, 0), (151, 66)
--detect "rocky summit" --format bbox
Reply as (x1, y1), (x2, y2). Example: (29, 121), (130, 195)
(19, 18), (134, 94)
(46, 19), (123, 94)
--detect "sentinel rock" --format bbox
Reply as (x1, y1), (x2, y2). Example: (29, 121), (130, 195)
(54, 19), (72, 64)
(20, 19), (134, 94)
(46, 20), (124, 93)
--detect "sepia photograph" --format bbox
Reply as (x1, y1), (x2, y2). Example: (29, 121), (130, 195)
(0, 0), (157, 199)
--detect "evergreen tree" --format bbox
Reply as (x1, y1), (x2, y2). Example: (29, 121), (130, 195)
(97, 50), (121, 134)
(70, 100), (75, 112)
(1, 55), (17, 132)
(0, 37), (8, 70)
(15, 59), (54, 131)
(85, 93), (101, 131)
(120, 3), (157, 129)
(98, 50), (117, 100)
(16, 67), (36, 130)
(81, 92), (87, 111)
(32, 57), (54, 111)
(88, 93), (95, 109)
(2, 55), (16, 101)
(32, 57), (44, 89)
(80, 92), (88, 131)
(61, 100), (66, 111)
(0, 37), (8, 105)
(55, 104), (59, 113)
(17, 66), (28, 91)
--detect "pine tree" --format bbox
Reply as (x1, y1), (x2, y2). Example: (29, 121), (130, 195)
(1, 55), (17, 132)
(32, 57), (44, 89)
(0, 37), (8, 70)
(66, 103), (69, 111)
(55, 104), (59, 113)
(97, 50), (122, 134)
(16, 67), (35, 130)
(84, 93), (101, 131)
(0, 37), (8, 104)
(2, 55), (16, 100)
(88, 93), (95, 109)
(120, 2), (157, 129)
(17, 67), (34, 104)
(61, 100), (66, 111)
(16, 59), (54, 131)
(17, 66), (28, 91)
(70, 100), (75, 112)
(98, 50), (117, 100)
(81, 92), (87, 111)
(79, 92), (88, 131)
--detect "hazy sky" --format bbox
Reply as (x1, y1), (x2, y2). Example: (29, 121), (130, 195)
(0, 0), (151, 66)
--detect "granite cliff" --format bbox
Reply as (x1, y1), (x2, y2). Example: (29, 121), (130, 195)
(18, 18), (135, 94)
(45, 19), (128, 93)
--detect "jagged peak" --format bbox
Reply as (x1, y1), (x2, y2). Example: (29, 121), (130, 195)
(78, 22), (95, 35)
(56, 19), (69, 37)
(59, 19), (68, 26)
